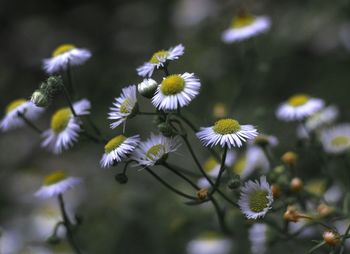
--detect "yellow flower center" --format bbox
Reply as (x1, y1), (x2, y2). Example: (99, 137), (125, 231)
(52, 44), (76, 57)
(305, 180), (326, 196)
(213, 118), (241, 135)
(233, 157), (247, 175)
(149, 50), (169, 64)
(199, 231), (220, 241)
(44, 171), (67, 186)
(51, 107), (72, 134)
(146, 144), (164, 160)
(120, 99), (131, 114)
(104, 135), (126, 153)
(160, 75), (185, 95)
(231, 14), (256, 28)
(331, 136), (350, 146)
(203, 157), (218, 173)
(287, 94), (310, 107)
(249, 189), (269, 213)
(5, 99), (27, 114)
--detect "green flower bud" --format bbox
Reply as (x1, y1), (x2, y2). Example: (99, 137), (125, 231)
(138, 79), (158, 98)
(31, 89), (50, 107)
(115, 173), (128, 184)
(228, 174), (241, 189)
(157, 122), (174, 137)
(47, 235), (60, 245)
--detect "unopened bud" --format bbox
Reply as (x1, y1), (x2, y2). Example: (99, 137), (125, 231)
(281, 151), (298, 166)
(31, 89), (50, 107)
(317, 203), (332, 217)
(271, 184), (281, 199)
(157, 122), (174, 137)
(197, 188), (208, 200)
(213, 103), (227, 118)
(115, 173), (128, 184)
(290, 177), (303, 193)
(138, 79), (158, 98)
(323, 230), (340, 246)
(283, 206), (312, 222)
(228, 175), (241, 189)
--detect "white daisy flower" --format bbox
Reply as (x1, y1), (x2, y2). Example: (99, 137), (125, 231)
(108, 85), (138, 129)
(152, 73), (201, 110)
(0, 99), (44, 132)
(197, 151), (236, 188)
(41, 99), (91, 154)
(288, 219), (317, 238)
(186, 232), (232, 254)
(320, 124), (350, 154)
(100, 134), (140, 168)
(222, 13), (271, 43)
(233, 146), (269, 180)
(276, 94), (324, 121)
(132, 133), (179, 167)
(196, 118), (258, 148)
(249, 223), (268, 254)
(43, 44), (91, 74)
(34, 171), (82, 199)
(305, 105), (338, 131)
(137, 44), (185, 77)
(238, 176), (273, 219)
(138, 78), (158, 98)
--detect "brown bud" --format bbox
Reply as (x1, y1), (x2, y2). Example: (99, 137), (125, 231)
(290, 177), (303, 193)
(323, 230), (340, 246)
(197, 188), (209, 201)
(281, 151), (298, 166)
(283, 206), (312, 222)
(271, 184), (281, 199)
(317, 203), (332, 217)
(213, 103), (227, 119)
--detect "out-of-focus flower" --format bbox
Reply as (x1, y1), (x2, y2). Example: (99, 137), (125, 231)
(132, 133), (179, 166)
(43, 44), (91, 74)
(320, 124), (350, 154)
(324, 184), (343, 204)
(239, 176), (273, 219)
(34, 170), (82, 199)
(290, 177), (304, 193)
(281, 151), (298, 166)
(222, 13), (271, 43)
(213, 103), (228, 119)
(253, 134), (278, 148)
(100, 135), (140, 168)
(137, 44), (184, 77)
(249, 223), (268, 254)
(138, 79), (158, 99)
(197, 118), (258, 148)
(0, 99), (44, 132)
(108, 85), (138, 129)
(276, 94), (324, 121)
(305, 105), (338, 131)
(152, 73), (200, 110)
(186, 232), (232, 254)
(232, 146), (269, 180)
(41, 99), (91, 154)
(323, 230), (341, 246)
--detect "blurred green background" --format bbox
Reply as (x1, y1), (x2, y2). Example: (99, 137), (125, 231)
(1, 0), (350, 253)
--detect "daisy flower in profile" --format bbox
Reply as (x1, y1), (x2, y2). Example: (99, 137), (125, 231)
(152, 73), (200, 110)
(138, 78), (158, 99)
(108, 85), (138, 129)
(43, 44), (91, 74)
(0, 99), (44, 132)
(249, 223), (268, 254)
(222, 12), (271, 43)
(41, 99), (91, 154)
(100, 134), (140, 168)
(238, 176), (273, 219)
(196, 118), (258, 148)
(137, 44), (185, 77)
(320, 124), (350, 154)
(34, 171), (82, 199)
(276, 94), (324, 121)
(305, 105), (338, 131)
(132, 133), (179, 167)
(186, 231), (232, 254)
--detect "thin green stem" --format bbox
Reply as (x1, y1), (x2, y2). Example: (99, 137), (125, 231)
(210, 196), (230, 234)
(144, 167), (197, 200)
(162, 162), (200, 190)
(61, 83), (77, 117)
(17, 111), (42, 134)
(210, 146), (228, 196)
(66, 62), (75, 98)
(305, 241), (326, 254)
(165, 163), (202, 178)
(341, 222), (350, 250)
(58, 194), (82, 254)
(137, 112), (163, 116)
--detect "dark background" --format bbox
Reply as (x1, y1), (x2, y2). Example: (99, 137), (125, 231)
(1, 0), (350, 253)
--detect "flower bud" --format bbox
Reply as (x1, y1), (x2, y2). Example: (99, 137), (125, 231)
(323, 230), (340, 246)
(290, 177), (303, 193)
(47, 235), (60, 245)
(283, 206), (312, 222)
(213, 103), (227, 118)
(46, 75), (63, 93)
(197, 188), (209, 200)
(228, 175), (241, 189)
(115, 173), (128, 184)
(317, 203), (332, 217)
(157, 122), (175, 137)
(281, 151), (298, 166)
(31, 89), (50, 107)
(138, 79), (158, 98)
(271, 184), (281, 198)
